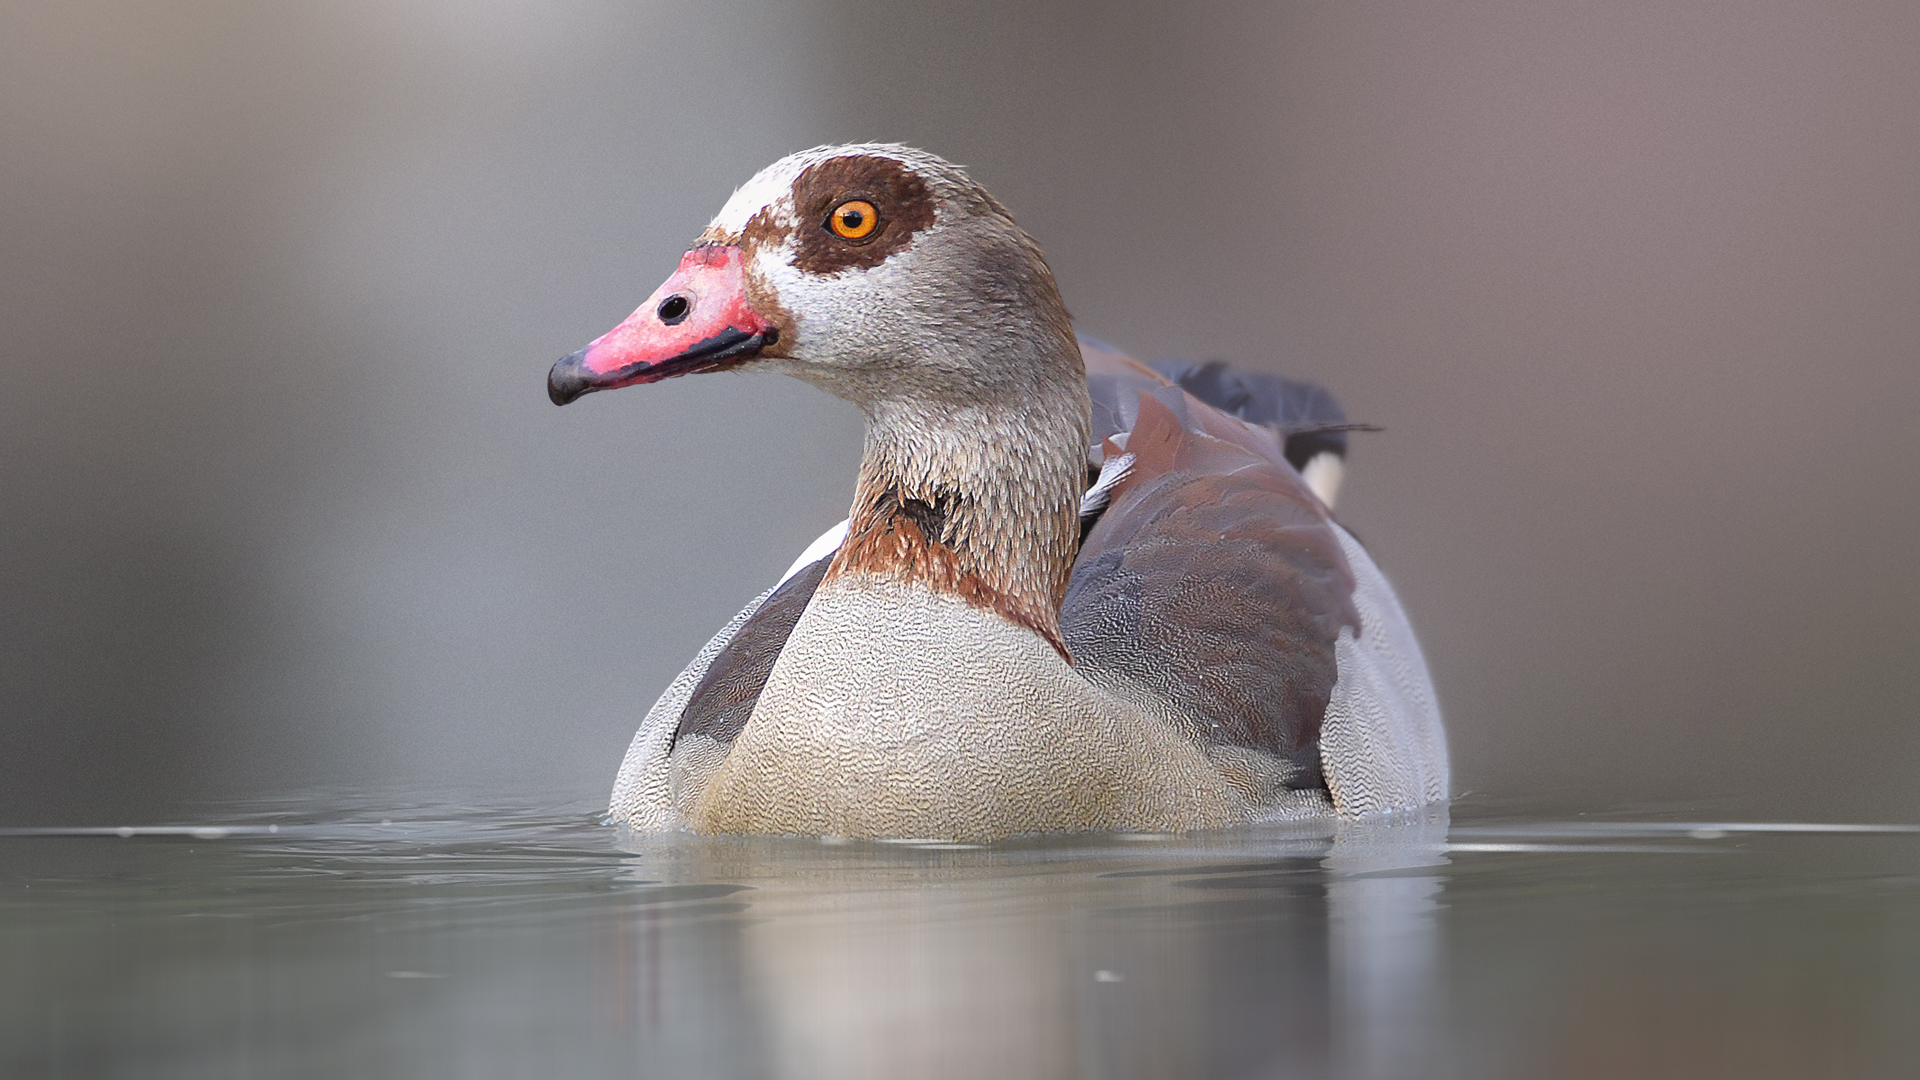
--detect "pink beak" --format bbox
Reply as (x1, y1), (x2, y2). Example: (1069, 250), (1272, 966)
(547, 244), (775, 405)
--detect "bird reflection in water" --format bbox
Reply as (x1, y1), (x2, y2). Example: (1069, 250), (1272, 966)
(608, 808), (1449, 1078)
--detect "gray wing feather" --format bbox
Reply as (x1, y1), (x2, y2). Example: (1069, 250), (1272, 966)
(608, 586), (777, 828)
(674, 557), (832, 751)
(1318, 525), (1450, 814)
(608, 557), (833, 829)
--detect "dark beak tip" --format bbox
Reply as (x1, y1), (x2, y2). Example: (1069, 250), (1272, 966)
(547, 349), (593, 406)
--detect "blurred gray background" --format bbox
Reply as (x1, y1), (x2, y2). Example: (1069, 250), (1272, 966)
(3, 1), (1916, 825)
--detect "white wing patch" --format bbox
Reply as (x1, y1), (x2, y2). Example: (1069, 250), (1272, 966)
(779, 519), (850, 585)
(1300, 451), (1345, 509)
(1078, 451), (1137, 522)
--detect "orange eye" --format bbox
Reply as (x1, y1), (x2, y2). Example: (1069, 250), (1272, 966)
(827, 199), (879, 240)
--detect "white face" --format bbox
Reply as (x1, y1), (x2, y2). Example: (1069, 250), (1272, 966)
(745, 220), (948, 386)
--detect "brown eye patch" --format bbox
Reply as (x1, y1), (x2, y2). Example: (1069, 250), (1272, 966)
(785, 155), (937, 275)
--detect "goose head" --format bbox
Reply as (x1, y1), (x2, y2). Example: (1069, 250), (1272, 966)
(546, 144), (1081, 414)
(550, 145), (1093, 644)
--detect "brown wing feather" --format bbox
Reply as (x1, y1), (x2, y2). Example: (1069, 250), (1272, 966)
(1062, 389), (1359, 793)
(1082, 338), (1171, 446)
(1081, 339), (1294, 467)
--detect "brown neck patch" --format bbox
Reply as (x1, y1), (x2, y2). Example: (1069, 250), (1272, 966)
(825, 484), (1070, 661)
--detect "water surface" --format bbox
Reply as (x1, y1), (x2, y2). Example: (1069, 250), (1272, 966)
(6, 794), (1918, 1078)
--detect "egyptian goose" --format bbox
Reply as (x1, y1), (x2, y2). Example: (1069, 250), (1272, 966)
(548, 145), (1447, 840)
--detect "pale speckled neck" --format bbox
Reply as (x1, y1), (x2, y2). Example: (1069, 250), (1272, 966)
(826, 364), (1090, 644)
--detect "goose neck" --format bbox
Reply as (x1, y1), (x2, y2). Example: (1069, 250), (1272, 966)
(824, 385), (1089, 655)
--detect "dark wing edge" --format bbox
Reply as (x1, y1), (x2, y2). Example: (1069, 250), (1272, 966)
(607, 557), (830, 828)
(1150, 358), (1353, 473)
(673, 557), (831, 752)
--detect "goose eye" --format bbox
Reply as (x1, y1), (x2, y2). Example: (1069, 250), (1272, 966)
(827, 199), (879, 240)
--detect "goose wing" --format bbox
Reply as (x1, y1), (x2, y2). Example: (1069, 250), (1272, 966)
(1063, 379), (1358, 806)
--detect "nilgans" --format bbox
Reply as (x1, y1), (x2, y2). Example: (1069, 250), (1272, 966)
(548, 144), (1448, 841)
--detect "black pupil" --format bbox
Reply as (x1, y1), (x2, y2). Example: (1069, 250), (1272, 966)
(840, 209), (864, 229)
(657, 294), (690, 323)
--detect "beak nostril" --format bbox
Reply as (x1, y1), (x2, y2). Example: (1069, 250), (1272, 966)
(657, 294), (691, 325)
